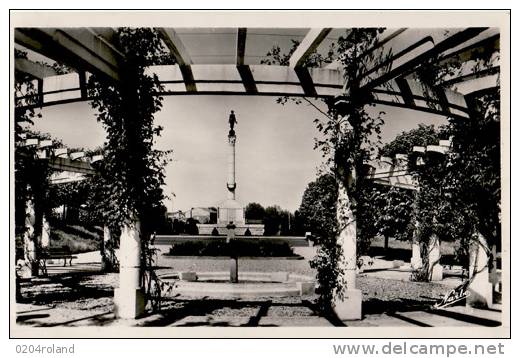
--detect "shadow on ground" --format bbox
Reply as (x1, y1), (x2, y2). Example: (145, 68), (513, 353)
(137, 297), (337, 327)
(18, 272), (113, 306)
(368, 246), (463, 266)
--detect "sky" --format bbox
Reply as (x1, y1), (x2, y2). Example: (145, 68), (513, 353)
(20, 28), (456, 212)
(33, 95), (447, 213)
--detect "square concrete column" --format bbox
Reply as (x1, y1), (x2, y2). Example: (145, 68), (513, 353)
(411, 238), (422, 270)
(333, 180), (362, 320)
(21, 192), (39, 278)
(467, 233), (493, 308)
(428, 234), (443, 281)
(114, 220), (145, 319)
(101, 225), (117, 271)
(230, 258), (238, 283)
(41, 215), (50, 249)
(102, 225), (111, 254)
(410, 222), (422, 270)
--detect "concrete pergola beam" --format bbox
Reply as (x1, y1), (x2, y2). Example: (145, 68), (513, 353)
(47, 157), (95, 175)
(289, 28), (332, 68)
(360, 27), (489, 92)
(236, 28), (258, 94)
(15, 28), (123, 81)
(15, 58), (58, 79)
(157, 28), (197, 92)
(289, 28), (332, 96)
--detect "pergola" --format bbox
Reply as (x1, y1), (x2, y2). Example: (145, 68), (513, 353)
(14, 27), (500, 320)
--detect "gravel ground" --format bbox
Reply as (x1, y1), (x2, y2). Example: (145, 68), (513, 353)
(18, 253), (455, 326)
(154, 255), (316, 278)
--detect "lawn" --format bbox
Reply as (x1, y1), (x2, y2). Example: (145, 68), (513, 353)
(50, 223), (102, 254)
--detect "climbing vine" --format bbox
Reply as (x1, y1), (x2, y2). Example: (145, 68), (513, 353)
(263, 29), (393, 312)
(14, 50), (57, 277)
(409, 35), (500, 281)
(87, 28), (174, 311)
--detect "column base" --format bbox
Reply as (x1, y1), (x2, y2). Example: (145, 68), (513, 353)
(17, 260), (33, 279)
(467, 282), (493, 308)
(114, 288), (146, 319)
(430, 264), (443, 281)
(333, 289), (362, 320)
(411, 257), (422, 270)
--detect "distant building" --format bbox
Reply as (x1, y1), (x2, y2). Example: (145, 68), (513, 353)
(184, 207), (217, 224)
(167, 210), (186, 221)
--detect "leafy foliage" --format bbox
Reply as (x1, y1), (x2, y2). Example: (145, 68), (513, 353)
(245, 202), (266, 222)
(87, 28), (173, 310)
(379, 124), (440, 158)
(264, 29), (391, 311)
(298, 173), (338, 245)
(408, 39), (501, 280)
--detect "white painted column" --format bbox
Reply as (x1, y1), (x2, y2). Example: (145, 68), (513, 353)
(114, 219), (145, 319)
(411, 240), (422, 270)
(428, 234), (443, 281)
(467, 233), (493, 308)
(22, 190), (38, 278)
(410, 221), (422, 270)
(101, 225), (112, 270)
(41, 215), (50, 249)
(333, 178), (362, 320)
(103, 225), (111, 251)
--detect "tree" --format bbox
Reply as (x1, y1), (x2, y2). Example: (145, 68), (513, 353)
(379, 124), (440, 158)
(298, 173), (337, 245)
(408, 40), (501, 281)
(376, 124), (441, 251)
(245, 202), (266, 222)
(263, 205), (283, 236)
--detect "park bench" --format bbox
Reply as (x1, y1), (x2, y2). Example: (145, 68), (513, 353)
(43, 247), (78, 267)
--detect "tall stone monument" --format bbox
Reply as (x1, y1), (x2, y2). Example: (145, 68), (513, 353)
(197, 110), (264, 236)
(217, 110), (246, 226)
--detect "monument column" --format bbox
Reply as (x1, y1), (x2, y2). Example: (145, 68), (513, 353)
(227, 131), (237, 201)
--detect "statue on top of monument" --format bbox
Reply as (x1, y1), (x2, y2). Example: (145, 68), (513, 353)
(228, 110), (238, 135)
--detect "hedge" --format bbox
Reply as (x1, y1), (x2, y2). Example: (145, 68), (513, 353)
(167, 238), (297, 257)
